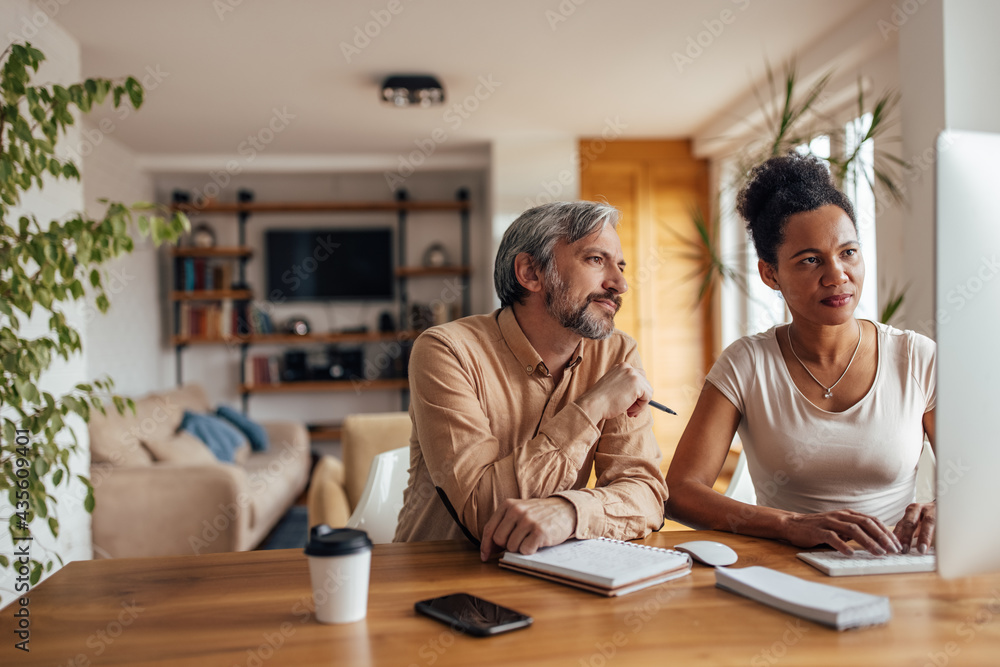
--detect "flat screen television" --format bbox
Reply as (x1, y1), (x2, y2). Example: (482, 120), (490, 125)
(264, 228), (393, 301)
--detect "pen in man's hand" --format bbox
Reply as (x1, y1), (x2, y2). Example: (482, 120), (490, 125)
(649, 400), (677, 415)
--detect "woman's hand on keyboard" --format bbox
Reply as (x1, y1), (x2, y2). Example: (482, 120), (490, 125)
(893, 502), (935, 555)
(782, 509), (904, 556)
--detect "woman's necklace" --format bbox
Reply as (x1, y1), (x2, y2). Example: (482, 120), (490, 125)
(787, 320), (863, 399)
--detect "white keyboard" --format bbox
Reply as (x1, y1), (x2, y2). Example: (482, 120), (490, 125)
(797, 549), (936, 576)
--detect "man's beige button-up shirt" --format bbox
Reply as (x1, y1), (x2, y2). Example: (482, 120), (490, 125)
(394, 308), (668, 543)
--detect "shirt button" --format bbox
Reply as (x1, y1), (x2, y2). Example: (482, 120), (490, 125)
(526, 365), (533, 373)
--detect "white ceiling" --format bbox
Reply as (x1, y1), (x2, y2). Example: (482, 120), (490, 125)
(57, 0), (876, 160)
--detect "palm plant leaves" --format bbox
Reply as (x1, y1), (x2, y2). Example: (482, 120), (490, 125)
(879, 284), (907, 325)
(675, 60), (908, 311)
(664, 205), (749, 307)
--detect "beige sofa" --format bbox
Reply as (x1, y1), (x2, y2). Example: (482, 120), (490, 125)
(89, 384), (310, 558)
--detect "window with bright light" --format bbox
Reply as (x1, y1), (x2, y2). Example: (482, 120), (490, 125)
(720, 119), (879, 345)
(844, 113), (878, 323)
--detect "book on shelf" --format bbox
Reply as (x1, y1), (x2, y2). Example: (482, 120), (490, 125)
(194, 258), (206, 290)
(177, 302), (189, 336)
(181, 258), (194, 291)
(175, 300), (277, 340)
(499, 538), (692, 597)
(714, 566), (891, 630)
(233, 299), (252, 337)
(249, 303), (275, 334)
(176, 257), (234, 292)
(244, 354), (281, 386)
(220, 300), (233, 338)
(175, 300), (235, 339)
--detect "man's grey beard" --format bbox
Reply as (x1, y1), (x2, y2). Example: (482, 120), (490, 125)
(542, 267), (620, 340)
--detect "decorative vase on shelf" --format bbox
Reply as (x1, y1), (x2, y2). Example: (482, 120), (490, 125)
(191, 223), (216, 248)
(422, 243), (449, 267)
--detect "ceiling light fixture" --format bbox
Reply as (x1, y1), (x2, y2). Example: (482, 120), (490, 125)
(380, 74), (445, 108)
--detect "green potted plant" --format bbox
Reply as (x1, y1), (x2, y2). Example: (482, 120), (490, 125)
(679, 61), (908, 321)
(0, 42), (188, 600)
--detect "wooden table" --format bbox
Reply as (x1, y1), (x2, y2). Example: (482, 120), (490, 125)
(3, 530), (1000, 666)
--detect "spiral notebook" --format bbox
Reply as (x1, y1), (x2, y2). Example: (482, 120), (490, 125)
(499, 538), (692, 597)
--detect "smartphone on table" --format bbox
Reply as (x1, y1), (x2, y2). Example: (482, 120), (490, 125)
(414, 593), (533, 637)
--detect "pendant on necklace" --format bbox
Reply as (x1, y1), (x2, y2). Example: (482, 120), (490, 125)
(824, 389), (833, 399)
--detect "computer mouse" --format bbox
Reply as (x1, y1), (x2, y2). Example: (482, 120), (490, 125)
(674, 540), (739, 567)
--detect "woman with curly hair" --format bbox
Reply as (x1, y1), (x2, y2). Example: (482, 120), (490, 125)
(665, 153), (936, 556)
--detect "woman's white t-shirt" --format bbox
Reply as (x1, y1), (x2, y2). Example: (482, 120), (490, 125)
(706, 321), (936, 525)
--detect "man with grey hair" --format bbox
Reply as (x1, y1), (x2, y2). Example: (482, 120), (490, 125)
(394, 201), (668, 560)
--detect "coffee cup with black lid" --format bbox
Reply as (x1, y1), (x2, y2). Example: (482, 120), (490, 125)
(304, 525), (373, 623)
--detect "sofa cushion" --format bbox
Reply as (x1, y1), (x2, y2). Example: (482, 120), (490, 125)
(216, 406), (269, 452)
(233, 441), (250, 465)
(168, 384), (213, 414)
(180, 412), (247, 463)
(241, 446), (307, 532)
(89, 385), (211, 467)
(90, 435), (154, 468)
(142, 431), (218, 465)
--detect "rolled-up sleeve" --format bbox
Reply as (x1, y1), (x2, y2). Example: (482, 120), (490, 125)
(554, 345), (667, 539)
(410, 332), (607, 538)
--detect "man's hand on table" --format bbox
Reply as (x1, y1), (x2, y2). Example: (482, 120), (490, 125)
(480, 497), (577, 561)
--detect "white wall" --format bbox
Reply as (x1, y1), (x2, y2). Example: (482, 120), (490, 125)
(942, 0), (1000, 133)
(82, 130), (168, 396)
(0, 1), (92, 597)
(898, 0), (946, 336)
(489, 136), (580, 309)
(897, 0), (1000, 336)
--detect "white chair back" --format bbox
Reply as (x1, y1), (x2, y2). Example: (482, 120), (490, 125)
(724, 449), (757, 506)
(915, 439), (936, 504)
(345, 446), (409, 544)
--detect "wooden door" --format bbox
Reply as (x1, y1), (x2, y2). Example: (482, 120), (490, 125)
(579, 140), (712, 470)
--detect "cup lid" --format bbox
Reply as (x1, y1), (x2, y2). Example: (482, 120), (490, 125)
(304, 525), (373, 556)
